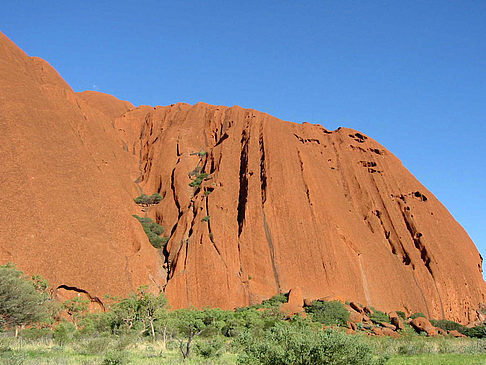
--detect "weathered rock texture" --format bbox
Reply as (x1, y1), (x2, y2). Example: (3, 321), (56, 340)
(0, 31), (165, 307)
(114, 102), (486, 324)
(0, 31), (485, 323)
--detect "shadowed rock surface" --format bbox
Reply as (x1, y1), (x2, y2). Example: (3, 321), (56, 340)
(0, 31), (484, 323)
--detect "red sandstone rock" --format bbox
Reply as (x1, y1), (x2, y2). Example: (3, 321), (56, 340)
(0, 31), (485, 324)
(303, 298), (314, 307)
(381, 322), (396, 330)
(281, 287), (305, 315)
(350, 302), (364, 313)
(390, 315), (405, 331)
(77, 90), (133, 120)
(410, 317), (438, 336)
(0, 31), (164, 306)
(448, 330), (466, 338)
(437, 328), (448, 335)
(363, 306), (373, 316)
(347, 321), (358, 331)
(381, 327), (399, 338)
(372, 327), (385, 336)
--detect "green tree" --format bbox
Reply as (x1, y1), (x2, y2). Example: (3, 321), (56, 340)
(135, 287), (167, 341)
(108, 293), (140, 333)
(63, 297), (90, 329)
(134, 193), (163, 206)
(0, 264), (49, 336)
(171, 308), (225, 359)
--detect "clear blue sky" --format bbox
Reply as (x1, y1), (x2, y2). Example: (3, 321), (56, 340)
(2, 1), (485, 267)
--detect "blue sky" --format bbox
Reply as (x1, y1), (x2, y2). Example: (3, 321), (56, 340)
(2, 1), (485, 267)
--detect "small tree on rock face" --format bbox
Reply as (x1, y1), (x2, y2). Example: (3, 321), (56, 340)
(134, 193), (163, 206)
(0, 264), (50, 336)
(133, 215), (169, 248)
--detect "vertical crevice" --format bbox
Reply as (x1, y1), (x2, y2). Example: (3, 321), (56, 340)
(259, 130), (267, 204)
(237, 127), (249, 237)
(401, 210), (434, 276)
(258, 122), (280, 292)
(400, 206), (445, 318)
(170, 167), (182, 219)
(296, 149), (313, 209)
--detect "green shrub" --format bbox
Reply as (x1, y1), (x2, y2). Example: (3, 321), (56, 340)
(53, 321), (77, 345)
(305, 300), (350, 327)
(189, 172), (210, 187)
(201, 216), (210, 222)
(194, 337), (226, 358)
(410, 312), (426, 319)
(431, 319), (467, 334)
(258, 293), (289, 309)
(133, 215), (169, 248)
(370, 310), (390, 324)
(19, 327), (52, 341)
(0, 350), (26, 365)
(236, 321), (386, 365)
(133, 193), (163, 205)
(464, 325), (486, 338)
(102, 351), (128, 365)
(78, 336), (113, 355)
(396, 311), (406, 319)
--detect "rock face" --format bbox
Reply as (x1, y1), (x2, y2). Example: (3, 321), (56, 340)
(115, 101), (486, 324)
(0, 31), (485, 323)
(0, 31), (165, 306)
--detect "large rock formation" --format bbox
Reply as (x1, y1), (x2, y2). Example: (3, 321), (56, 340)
(113, 102), (486, 324)
(1, 31), (484, 323)
(0, 31), (164, 306)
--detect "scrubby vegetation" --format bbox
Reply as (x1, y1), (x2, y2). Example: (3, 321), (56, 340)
(189, 172), (210, 188)
(370, 309), (391, 324)
(237, 320), (386, 365)
(133, 215), (169, 248)
(2, 264), (486, 364)
(133, 193), (163, 206)
(409, 312), (426, 319)
(305, 300), (350, 326)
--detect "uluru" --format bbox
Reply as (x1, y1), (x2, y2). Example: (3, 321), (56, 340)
(1, 29), (484, 325)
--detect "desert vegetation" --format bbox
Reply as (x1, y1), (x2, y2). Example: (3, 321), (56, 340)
(1, 264), (486, 364)
(132, 215), (169, 248)
(133, 193), (163, 206)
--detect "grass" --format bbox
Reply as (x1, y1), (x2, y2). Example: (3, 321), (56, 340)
(2, 334), (486, 364)
(0, 337), (237, 364)
(388, 353), (486, 364)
